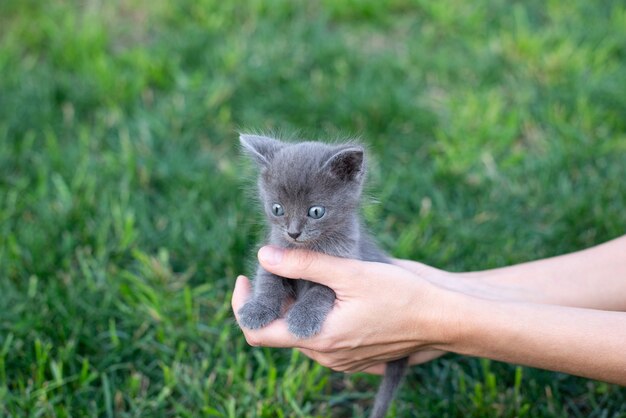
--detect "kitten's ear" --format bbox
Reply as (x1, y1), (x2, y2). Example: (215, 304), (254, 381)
(239, 134), (284, 167)
(322, 146), (365, 182)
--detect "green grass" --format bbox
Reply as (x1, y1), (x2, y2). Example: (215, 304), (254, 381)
(1, 0), (625, 416)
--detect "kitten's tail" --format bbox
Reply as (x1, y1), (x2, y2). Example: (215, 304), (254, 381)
(370, 356), (409, 418)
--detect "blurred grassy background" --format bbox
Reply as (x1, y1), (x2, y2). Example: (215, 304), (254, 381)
(1, 0), (625, 416)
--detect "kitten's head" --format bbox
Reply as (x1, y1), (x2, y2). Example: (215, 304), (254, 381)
(240, 134), (366, 250)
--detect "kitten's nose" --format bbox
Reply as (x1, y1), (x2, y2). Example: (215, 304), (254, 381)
(288, 231), (301, 239)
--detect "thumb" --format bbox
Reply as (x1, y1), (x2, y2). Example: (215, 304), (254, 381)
(257, 246), (366, 288)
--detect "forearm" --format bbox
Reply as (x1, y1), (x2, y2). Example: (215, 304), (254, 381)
(439, 292), (626, 385)
(456, 235), (626, 310)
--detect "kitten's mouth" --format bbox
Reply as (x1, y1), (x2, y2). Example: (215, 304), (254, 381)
(285, 234), (310, 245)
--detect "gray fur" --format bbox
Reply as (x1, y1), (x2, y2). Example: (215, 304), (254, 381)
(238, 134), (407, 417)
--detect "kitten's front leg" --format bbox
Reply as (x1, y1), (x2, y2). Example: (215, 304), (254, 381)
(287, 282), (335, 339)
(238, 266), (289, 330)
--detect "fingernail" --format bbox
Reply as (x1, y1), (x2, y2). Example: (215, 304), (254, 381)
(259, 246), (284, 265)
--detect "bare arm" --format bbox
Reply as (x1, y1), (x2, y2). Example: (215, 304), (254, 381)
(395, 235), (626, 310)
(445, 292), (626, 385)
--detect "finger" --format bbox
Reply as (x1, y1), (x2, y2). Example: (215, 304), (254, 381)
(359, 363), (387, 375)
(298, 348), (319, 362)
(408, 349), (446, 365)
(348, 350), (447, 375)
(257, 245), (372, 287)
(232, 276), (304, 348)
(298, 348), (381, 374)
(343, 358), (394, 374)
(240, 318), (304, 348)
(231, 275), (252, 318)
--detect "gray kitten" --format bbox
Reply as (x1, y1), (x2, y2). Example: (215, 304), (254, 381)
(238, 134), (408, 418)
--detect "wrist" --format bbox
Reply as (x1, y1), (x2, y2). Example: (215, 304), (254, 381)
(429, 288), (505, 356)
(413, 283), (478, 350)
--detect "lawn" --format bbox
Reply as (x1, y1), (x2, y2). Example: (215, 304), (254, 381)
(0, 0), (625, 416)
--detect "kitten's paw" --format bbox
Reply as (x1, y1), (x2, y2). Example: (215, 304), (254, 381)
(286, 304), (326, 339)
(238, 300), (280, 330)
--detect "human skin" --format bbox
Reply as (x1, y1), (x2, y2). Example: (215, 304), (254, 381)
(231, 235), (626, 385)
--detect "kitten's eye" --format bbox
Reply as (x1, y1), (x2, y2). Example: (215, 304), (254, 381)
(271, 203), (285, 216)
(308, 205), (326, 219)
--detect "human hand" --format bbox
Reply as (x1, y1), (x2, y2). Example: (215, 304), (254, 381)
(234, 237), (626, 384)
(232, 246), (459, 374)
